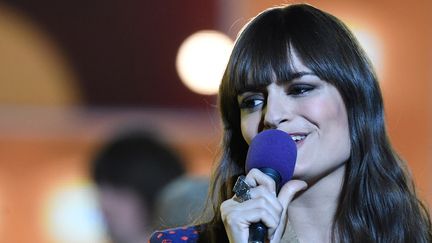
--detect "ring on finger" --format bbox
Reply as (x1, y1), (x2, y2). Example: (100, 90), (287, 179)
(233, 175), (251, 203)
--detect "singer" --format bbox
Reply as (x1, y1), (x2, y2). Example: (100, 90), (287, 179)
(150, 3), (431, 242)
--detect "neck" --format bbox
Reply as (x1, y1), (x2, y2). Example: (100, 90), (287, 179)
(288, 164), (345, 243)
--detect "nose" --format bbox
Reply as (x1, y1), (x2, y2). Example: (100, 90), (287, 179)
(263, 93), (290, 129)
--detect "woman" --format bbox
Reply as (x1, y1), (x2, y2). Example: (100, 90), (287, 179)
(150, 3), (431, 242)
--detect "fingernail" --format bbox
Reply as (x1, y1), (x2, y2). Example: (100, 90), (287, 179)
(301, 182), (308, 190)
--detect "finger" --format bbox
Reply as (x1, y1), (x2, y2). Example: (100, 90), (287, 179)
(227, 205), (280, 230)
(221, 198), (250, 242)
(268, 180), (307, 241)
(245, 168), (277, 194)
(221, 198), (281, 242)
(249, 185), (283, 219)
(236, 185), (285, 238)
(226, 197), (280, 224)
(222, 195), (283, 233)
(221, 197), (239, 208)
(224, 208), (279, 243)
(278, 179), (308, 207)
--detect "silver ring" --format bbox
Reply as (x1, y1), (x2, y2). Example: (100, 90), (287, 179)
(233, 175), (251, 202)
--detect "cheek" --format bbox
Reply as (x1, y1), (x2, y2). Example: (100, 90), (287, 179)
(304, 93), (348, 129)
(305, 94), (351, 154)
(240, 112), (261, 144)
(327, 96), (349, 130)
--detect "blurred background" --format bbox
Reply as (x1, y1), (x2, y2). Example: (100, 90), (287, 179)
(0, 0), (430, 242)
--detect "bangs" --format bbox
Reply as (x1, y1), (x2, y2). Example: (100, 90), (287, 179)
(219, 3), (377, 131)
(228, 8), (297, 95)
(225, 3), (370, 97)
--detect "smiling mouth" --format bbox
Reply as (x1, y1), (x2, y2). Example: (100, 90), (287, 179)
(290, 134), (306, 143)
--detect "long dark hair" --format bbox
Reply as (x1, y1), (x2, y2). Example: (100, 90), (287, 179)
(200, 3), (431, 242)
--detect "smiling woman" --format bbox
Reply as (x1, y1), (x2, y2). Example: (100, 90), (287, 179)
(150, 3), (432, 243)
(238, 71), (350, 184)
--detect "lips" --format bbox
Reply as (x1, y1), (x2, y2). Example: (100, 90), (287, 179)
(290, 134), (307, 143)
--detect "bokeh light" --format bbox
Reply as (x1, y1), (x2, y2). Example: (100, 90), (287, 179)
(176, 30), (234, 95)
(351, 27), (383, 75)
(43, 178), (107, 243)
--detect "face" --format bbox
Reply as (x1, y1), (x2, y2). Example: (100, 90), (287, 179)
(97, 185), (150, 242)
(237, 52), (351, 183)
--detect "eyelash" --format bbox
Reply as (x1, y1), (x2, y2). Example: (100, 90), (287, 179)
(287, 84), (314, 96)
(238, 84), (315, 110)
(239, 95), (264, 110)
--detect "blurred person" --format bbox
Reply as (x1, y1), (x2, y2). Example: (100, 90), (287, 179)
(90, 129), (185, 243)
(149, 3), (432, 243)
(154, 175), (210, 229)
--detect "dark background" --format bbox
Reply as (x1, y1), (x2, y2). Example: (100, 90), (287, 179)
(3, 0), (217, 108)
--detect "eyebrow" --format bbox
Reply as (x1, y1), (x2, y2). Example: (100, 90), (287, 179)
(289, 71), (316, 80)
(237, 85), (267, 95)
(236, 71), (316, 95)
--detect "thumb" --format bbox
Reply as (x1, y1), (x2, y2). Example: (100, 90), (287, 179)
(278, 180), (308, 207)
(269, 180), (307, 242)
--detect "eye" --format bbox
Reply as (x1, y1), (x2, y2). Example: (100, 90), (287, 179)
(238, 95), (264, 110)
(287, 84), (314, 96)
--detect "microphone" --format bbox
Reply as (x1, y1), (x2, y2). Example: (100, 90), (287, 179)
(245, 129), (297, 243)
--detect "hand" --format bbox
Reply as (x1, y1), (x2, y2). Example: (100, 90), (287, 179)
(220, 169), (307, 243)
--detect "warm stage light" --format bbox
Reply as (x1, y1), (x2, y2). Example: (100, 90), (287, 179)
(351, 27), (383, 75)
(176, 30), (234, 95)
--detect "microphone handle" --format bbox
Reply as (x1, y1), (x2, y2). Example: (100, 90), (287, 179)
(248, 222), (267, 243)
(248, 168), (282, 243)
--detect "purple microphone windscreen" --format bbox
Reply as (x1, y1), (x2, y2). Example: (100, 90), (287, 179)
(245, 129), (297, 185)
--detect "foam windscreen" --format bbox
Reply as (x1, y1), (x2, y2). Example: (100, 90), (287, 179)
(245, 129), (297, 185)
